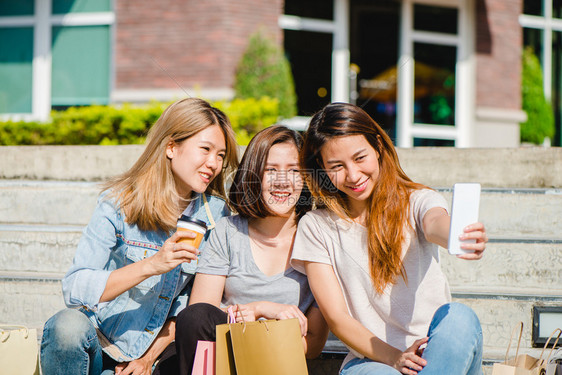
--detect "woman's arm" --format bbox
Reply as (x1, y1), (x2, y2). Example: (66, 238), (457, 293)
(302, 306), (329, 359)
(304, 261), (427, 374)
(100, 230), (199, 302)
(188, 272), (226, 307)
(114, 319), (176, 375)
(422, 207), (487, 260)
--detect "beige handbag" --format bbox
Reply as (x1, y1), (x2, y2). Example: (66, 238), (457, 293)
(0, 325), (40, 375)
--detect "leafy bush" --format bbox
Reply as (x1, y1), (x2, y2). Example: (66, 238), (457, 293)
(0, 98), (279, 146)
(521, 47), (555, 144)
(214, 97), (279, 145)
(234, 30), (297, 119)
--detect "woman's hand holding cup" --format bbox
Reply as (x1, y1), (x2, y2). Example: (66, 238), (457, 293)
(146, 215), (207, 276)
(148, 231), (200, 275)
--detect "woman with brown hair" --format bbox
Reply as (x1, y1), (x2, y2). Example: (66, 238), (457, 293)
(40, 97), (238, 375)
(174, 125), (329, 374)
(291, 102), (488, 375)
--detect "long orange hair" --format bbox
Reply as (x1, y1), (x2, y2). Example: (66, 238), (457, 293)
(301, 102), (426, 293)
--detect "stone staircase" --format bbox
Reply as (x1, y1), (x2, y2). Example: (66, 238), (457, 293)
(1, 145), (561, 374)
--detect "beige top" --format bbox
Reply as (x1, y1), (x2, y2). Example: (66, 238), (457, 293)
(291, 189), (451, 364)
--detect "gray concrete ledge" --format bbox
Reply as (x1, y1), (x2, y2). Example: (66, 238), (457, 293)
(395, 147), (562, 188)
(1, 145), (560, 188)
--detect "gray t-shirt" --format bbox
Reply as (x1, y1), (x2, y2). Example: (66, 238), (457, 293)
(197, 215), (315, 313)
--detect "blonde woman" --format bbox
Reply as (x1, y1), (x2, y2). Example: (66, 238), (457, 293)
(40, 98), (238, 375)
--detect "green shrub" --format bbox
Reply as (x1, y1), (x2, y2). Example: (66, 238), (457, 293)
(0, 98), (279, 146)
(234, 30), (297, 119)
(521, 46), (555, 144)
(214, 97), (279, 145)
(0, 120), (52, 145)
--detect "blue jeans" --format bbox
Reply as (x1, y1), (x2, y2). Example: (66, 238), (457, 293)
(340, 303), (483, 375)
(40, 309), (116, 375)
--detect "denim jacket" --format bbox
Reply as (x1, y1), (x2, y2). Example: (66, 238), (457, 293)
(61, 192), (229, 361)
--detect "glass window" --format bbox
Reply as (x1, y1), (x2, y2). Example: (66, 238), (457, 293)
(0, 0), (34, 16)
(52, 0), (111, 14)
(414, 4), (458, 34)
(523, 0), (543, 16)
(524, 28), (543, 64)
(284, 0), (333, 20)
(554, 0), (562, 19)
(284, 30), (332, 115)
(414, 138), (455, 146)
(51, 25), (110, 105)
(351, 0), (400, 141)
(413, 43), (456, 126)
(0, 27), (33, 113)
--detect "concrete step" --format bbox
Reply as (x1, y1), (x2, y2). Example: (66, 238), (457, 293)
(0, 276), (65, 334)
(2, 181), (561, 237)
(439, 241), (562, 290)
(396, 147), (562, 189)
(0, 225), (81, 273)
(2, 235), (559, 293)
(0, 272), (556, 352)
(0, 180), (99, 226)
(437, 188), (562, 239)
(454, 295), (562, 350)
(0, 279), (554, 375)
(0, 145), (144, 182)
(2, 146), (561, 188)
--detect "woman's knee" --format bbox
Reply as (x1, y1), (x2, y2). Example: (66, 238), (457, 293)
(43, 309), (95, 348)
(432, 303), (481, 335)
(340, 358), (400, 375)
(176, 303), (222, 337)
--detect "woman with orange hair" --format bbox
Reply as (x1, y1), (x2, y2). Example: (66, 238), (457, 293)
(291, 102), (487, 375)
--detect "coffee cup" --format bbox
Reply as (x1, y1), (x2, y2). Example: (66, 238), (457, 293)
(176, 215), (207, 249)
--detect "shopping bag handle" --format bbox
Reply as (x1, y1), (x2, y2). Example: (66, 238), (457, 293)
(229, 305), (270, 334)
(0, 325), (31, 342)
(227, 306), (236, 324)
(504, 321), (524, 362)
(538, 328), (562, 366)
(234, 304), (250, 333)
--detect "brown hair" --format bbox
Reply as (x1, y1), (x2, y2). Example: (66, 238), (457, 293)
(302, 102), (426, 293)
(229, 125), (311, 220)
(104, 97), (239, 232)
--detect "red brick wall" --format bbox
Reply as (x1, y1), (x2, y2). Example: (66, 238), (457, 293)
(114, 0), (284, 90)
(475, 0), (523, 109)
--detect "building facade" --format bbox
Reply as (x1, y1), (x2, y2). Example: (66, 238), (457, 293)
(1, 0), (560, 147)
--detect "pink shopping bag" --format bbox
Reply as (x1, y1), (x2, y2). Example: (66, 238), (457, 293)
(192, 340), (216, 375)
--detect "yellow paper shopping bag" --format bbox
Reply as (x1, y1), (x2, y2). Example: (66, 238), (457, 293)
(492, 323), (561, 375)
(229, 318), (308, 375)
(215, 306), (308, 375)
(0, 325), (40, 375)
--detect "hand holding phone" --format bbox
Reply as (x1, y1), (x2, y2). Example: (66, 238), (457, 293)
(448, 183), (481, 255)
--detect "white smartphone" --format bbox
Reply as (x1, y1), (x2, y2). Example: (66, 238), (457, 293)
(448, 183), (481, 255)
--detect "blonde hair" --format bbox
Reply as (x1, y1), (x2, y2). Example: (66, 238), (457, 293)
(104, 98), (238, 232)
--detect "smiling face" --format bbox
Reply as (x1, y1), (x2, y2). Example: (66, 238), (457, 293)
(166, 125), (226, 197)
(261, 142), (303, 218)
(320, 134), (380, 216)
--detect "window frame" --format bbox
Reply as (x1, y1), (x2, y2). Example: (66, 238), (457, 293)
(0, 0), (114, 120)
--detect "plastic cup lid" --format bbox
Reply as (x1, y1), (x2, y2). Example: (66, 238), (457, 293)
(177, 215), (207, 230)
